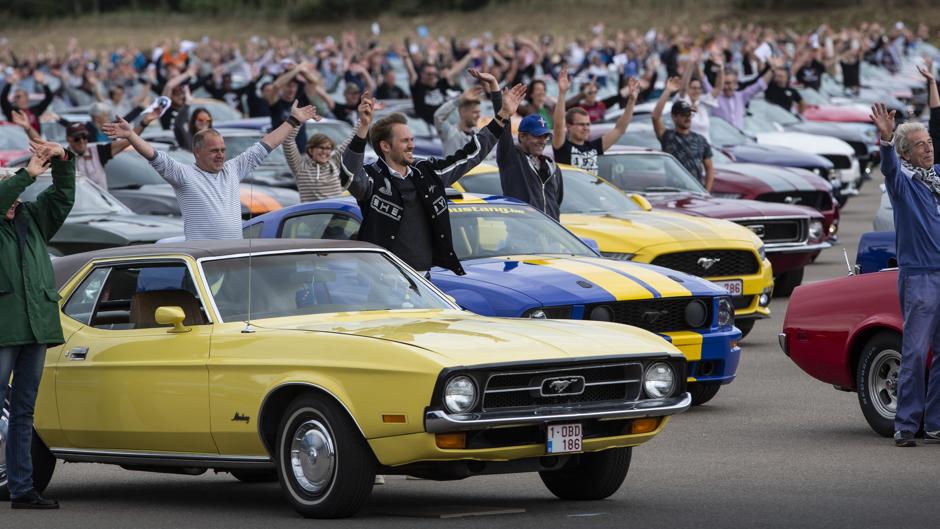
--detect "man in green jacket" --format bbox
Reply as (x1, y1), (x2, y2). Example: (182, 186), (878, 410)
(1, 140), (74, 509)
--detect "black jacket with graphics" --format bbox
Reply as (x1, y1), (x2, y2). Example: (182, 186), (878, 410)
(340, 119), (505, 275)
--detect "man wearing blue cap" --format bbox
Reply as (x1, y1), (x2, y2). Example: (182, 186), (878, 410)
(496, 109), (564, 220)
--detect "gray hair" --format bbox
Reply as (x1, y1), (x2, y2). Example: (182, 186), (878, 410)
(90, 102), (112, 119)
(894, 122), (927, 156)
(192, 128), (223, 152)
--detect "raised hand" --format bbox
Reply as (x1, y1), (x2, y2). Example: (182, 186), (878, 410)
(30, 138), (65, 160)
(869, 102), (896, 141)
(557, 64), (571, 94)
(625, 77), (640, 102)
(356, 90), (375, 135)
(917, 64), (935, 82)
(467, 68), (498, 91)
(498, 83), (527, 117)
(33, 70), (45, 85)
(101, 117), (134, 140)
(26, 150), (50, 178)
(665, 76), (682, 94)
(289, 99), (320, 123)
(11, 109), (30, 130)
(460, 85), (485, 101)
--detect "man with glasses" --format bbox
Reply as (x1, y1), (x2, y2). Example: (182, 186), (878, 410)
(652, 76), (714, 191)
(57, 114), (156, 191)
(552, 65), (639, 174)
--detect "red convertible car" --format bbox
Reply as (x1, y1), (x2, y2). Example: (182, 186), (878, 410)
(780, 268), (911, 437)
(597, 147), (832, 296)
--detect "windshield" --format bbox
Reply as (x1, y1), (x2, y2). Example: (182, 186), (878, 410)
(708, 117), (750, 146)
(201, 251), (451, 321)
(0, 126), (29, 150)
(459, 169), (640, 215)
(597, 153), (706, 194)
(560, 169), (641, 214)
(751, 100), (801, 126)
(106, 151), (171, 188)
(20, 177), (133, 215)
(614, 129), (661, 149)
(449, 204), (595, 260)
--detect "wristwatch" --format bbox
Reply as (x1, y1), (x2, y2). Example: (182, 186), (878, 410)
(287, 116), (301, 127)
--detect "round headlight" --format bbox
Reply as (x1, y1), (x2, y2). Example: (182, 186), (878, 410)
(526, 309), (547, 319)
(444, 376), (477, 414)
(589, 306), (613, 321)
(809, 220), (824, 241)
(717, 297), (734, 327)
(644, 362), (676, 399)
(684, 299), (708, 328)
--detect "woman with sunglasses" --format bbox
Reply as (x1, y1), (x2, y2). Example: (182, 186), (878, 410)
(283, 125), (356, 203)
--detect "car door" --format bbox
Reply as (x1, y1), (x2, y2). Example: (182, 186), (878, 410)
(55, 260), (216, 454)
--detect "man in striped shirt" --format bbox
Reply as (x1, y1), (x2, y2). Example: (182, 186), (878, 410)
(102, 101), (318, 240)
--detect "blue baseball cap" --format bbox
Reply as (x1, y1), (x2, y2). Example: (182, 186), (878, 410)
(518, 114), (552, 137)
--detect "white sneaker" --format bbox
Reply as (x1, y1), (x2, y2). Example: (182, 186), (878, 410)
(374, 475), (386, 485)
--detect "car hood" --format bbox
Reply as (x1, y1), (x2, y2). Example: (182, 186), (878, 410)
(725, 144), (833, 169)
(440, 254), (723, 304)
(561, 210), (761, 254)
(755, 132), (855, 156)
(260, 309), (680, 364)
(715, 162), (828, 193)
(786, 121), (874, 143)
(64, 213), (184, 242)
(646, 194), (818, 220)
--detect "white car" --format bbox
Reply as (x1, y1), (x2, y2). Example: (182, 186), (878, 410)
(873, 183), (894, 232)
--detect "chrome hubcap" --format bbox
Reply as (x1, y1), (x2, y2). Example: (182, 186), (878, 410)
(289, 419), (335, 495)
(869, 349), (901, 419)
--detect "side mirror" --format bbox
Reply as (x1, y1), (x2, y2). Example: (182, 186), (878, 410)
(155, 306), (191, 334)
(579, 237), (601, 255)
(629, 193), (653, 211)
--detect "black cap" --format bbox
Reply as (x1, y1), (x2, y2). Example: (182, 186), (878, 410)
(671, 100), (694, 116)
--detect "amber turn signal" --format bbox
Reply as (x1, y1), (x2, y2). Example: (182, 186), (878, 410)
(630, 417), (660, 434)
(435, 432), (467, 449)
(382, 414), (407, 424)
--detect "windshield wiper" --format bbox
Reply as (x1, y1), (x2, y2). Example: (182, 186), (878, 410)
(643, 186), (683, 192)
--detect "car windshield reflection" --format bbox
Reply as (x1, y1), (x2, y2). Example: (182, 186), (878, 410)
(597, 154), (706, 195)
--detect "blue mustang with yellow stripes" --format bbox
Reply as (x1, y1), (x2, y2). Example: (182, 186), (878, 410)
(244, 194), (741, 405)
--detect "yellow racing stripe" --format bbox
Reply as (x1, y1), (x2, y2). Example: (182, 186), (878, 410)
(572, 258), (694, 298)
(514, 256), (659, 300)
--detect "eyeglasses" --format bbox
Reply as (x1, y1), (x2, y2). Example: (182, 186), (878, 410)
(69, 134), (89, 141)
(571, 122), (591, 127)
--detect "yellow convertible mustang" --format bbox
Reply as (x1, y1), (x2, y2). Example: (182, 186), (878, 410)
(4, 240), (691, 518)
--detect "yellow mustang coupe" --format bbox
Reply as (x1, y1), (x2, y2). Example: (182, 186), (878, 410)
(7, 239), (691, 518)
(454, 164), (774, 337)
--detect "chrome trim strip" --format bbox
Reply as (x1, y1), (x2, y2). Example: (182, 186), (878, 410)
(50, 448), (273, 469)
(425, 393), (692, 433)
(485, 378), (642, 394)
(763, 241), (832, 254)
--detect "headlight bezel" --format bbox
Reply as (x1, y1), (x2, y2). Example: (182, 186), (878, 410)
(443, 375), (478, 414)
(808, 220), (824, 241)
(717, 296), (734, 328)
(643, 362), (677, 399)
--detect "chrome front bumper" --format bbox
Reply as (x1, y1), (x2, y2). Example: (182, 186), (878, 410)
(424, 393), (692, 433)
(764, 241), (832, 254)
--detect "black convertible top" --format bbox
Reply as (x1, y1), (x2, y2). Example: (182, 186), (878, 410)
(53, 239), (380, 288)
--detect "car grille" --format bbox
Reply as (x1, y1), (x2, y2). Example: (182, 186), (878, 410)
(757, 191), (833, 212)
(734, 218), (807, 244)
(482, 363), (643, 411)
(583, 297), (713, 333)
(846, 140), (868, 158)
(651, 250), (759, 278)
(822, 154), (852, 170)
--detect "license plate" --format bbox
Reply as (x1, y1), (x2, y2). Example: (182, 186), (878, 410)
(712, 279), (743, 296)
(546, 423), (583, 454)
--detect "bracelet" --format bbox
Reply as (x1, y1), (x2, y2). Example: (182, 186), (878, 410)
(287, 115), (301, 127)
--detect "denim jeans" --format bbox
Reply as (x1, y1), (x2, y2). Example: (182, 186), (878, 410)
(896, 272), (940, 434)
(0, 343), (47, 498)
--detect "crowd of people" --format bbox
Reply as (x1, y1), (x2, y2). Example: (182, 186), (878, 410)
(2, 17), (940, 510)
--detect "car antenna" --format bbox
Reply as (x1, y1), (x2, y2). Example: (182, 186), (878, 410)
(242, 166), (256, 334)
(842, 248), (855, 277)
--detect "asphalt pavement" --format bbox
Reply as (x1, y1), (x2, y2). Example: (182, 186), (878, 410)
(10, 170), (940, 528)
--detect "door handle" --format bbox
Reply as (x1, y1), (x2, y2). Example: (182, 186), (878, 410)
(67, 347), (88, 361)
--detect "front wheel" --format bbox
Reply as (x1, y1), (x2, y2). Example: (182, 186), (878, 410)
(275, 394), (375, 518)
(735, 319), (755, 339)
(857, 332), (901, 437)
(688, 382), (721, 406)
(0, 402), (56, 500)
(539, 447), (631, 500)
(773, 268), (805, 298)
